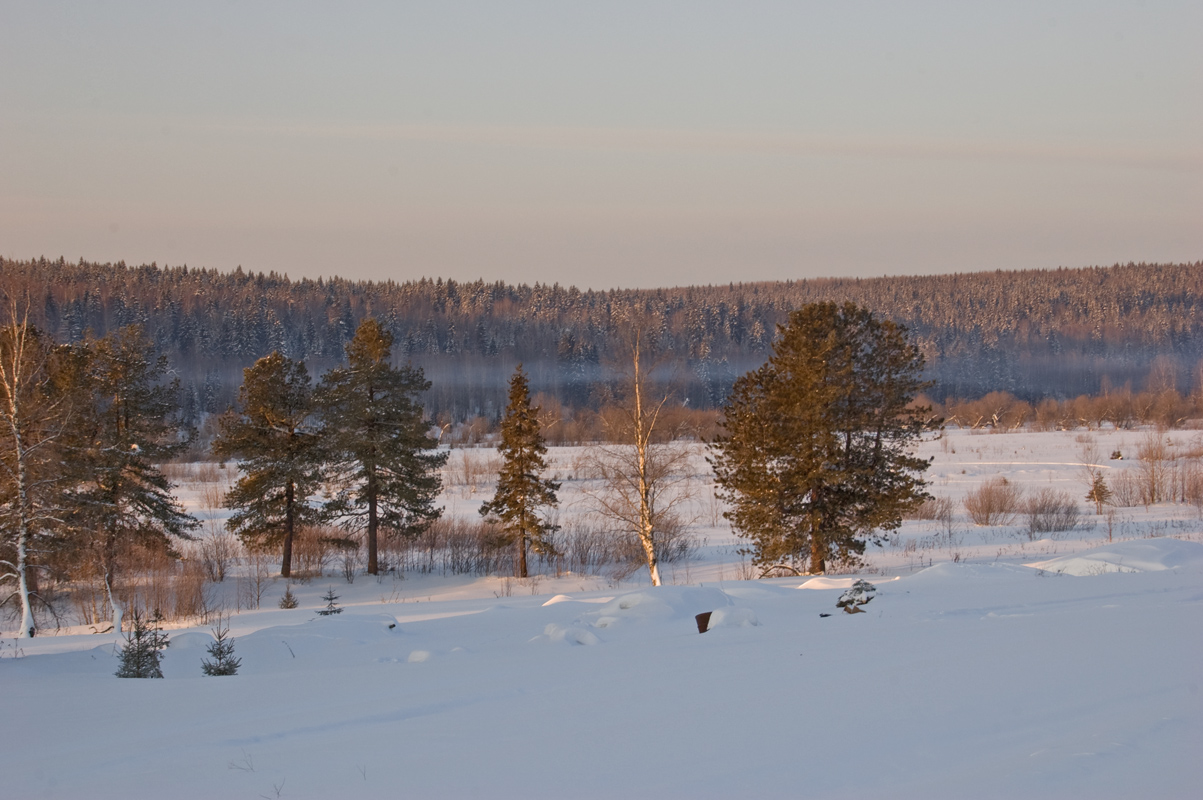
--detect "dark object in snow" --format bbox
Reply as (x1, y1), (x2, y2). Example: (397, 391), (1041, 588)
(836, 580), (877, 614)
(1110, 450), (1123, 460)
(819, 613), (832, 618)
(695, 611), (713, 634)
(318, 587), (343, 616)
(201, 621), (241, 676)
(115, 610), (168, 678)
(279, 585), (299, 609)
(387, 623), (396, 630)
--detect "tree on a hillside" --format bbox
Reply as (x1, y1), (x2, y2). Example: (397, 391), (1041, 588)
(0, 307), (76, 637)
(69, 326), (197, 628)
(480, 365), (560, 578)
(214, 352), (324, 579)
(710, 302), (935, 573)
(317, 319), (446, 575)
(584, 315), (695, 586)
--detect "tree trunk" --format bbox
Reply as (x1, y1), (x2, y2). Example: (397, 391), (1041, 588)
(366, 470), (378, 575)
(281, 480), (294, 578)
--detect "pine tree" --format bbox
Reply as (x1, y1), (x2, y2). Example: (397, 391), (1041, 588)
(480, 365), (560, 578)
(317, 319), (446, 575)
(711, 303), (936, 573)
(115, 609), (168, 678)
(201, 619), (240, 676)
(214, 352), (324, 578)
(67, 326), (197, 627)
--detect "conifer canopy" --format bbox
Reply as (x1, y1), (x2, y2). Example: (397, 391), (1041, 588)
(710, 302), (936, 572)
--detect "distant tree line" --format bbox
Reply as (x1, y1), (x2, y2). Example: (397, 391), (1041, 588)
(2, 257), (1202, 429)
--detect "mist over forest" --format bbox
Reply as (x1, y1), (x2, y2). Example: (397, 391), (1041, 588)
(3, 257), (1201, 426)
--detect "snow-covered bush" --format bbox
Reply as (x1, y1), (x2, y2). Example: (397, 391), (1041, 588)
(836, 580), (876, 614)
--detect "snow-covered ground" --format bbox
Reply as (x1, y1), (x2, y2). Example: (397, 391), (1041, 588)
(4, 428), (1202, 798)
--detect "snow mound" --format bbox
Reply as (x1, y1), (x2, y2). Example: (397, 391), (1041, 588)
(541, 623), (600, 646)
(541, 594), (614, 606)
(704, 607), (760, 630)
(1027, 538), (1203, 576)
(909, 562), (1040, 583)
(586, 587), (732, 629)
(798, 576), (900, 590)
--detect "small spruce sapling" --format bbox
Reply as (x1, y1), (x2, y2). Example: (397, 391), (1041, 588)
(201, 618), (241, 676)
(1086, 475), (1112, 515)
(115, 609), (169, 678)
(836, 580), (877, 614)
(318, 587), (343, 616)
(278, 585), (299, 609)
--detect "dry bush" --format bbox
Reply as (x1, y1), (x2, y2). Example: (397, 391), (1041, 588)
(385, 517), (510, 576)
(964, 476), (1022, 526)
(444, 449), (502, 494)
(237, 549), (272, 610)
(905, 495), (954, 523)
(199, 529), (239, 583)
(1109, 469), (1142, 507)
(1022, 488), (1080, 539)
(1136, 433), (1171, 505)
(292, 526), (338, 580)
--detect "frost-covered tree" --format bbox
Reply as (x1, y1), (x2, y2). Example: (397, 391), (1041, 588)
(480, 365), (560, 578)
(317, 319), (446, 575)
(215, 352), (324, 579)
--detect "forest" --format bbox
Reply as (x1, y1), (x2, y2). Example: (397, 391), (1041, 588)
(1, 258), (1201, 431)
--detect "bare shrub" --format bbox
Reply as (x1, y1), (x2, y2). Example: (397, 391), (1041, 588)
(906, 495), (954, 523)
(1136, 432), (1171, 505)
(1022, 488), (1080, 539)
(963, 476), (1022, 526)
(199, 529), (239, 583)
(237, 549), (272, 610)
(1109, 469), (1142, 507)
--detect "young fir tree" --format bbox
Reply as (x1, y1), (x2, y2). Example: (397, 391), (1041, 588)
(115, 609), (169, 678)
(710, 303), (936, 573)
(316, 319), (446, 575)
(480, 365), (560, 578)
(278, 585), (299, 609)
(201, 619), (240, 676)
(317, 587), (342, 615)
(68, 326), (197, 629)
(214, 352), (324, 579)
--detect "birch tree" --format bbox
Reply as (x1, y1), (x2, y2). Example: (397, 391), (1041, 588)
(584, 316), (694, 586)
(0, 307), (71, 637)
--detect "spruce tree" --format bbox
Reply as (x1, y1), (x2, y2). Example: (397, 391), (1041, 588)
(201, 619), (240, 676)
(710, 303), (936, 573)
(214, 352), (324, 578)
(115, 609), (168, 678)
(316, 319), (446, 575)
(317, 587), (342, 615)
(480, 365), (560, 578)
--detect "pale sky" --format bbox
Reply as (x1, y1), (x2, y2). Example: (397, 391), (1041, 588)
(2, 1), (1200, 289)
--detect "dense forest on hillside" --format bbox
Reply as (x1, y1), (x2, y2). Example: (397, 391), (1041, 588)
(2, 257), (1201, 424)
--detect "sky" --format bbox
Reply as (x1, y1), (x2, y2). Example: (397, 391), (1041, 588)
(1, 1), (1200, 290)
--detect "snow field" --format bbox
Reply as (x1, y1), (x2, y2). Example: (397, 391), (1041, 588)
(3, 427), (1202, 798)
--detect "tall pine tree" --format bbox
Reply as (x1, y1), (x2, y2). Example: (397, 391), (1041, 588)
(480, 365), (560, 578)
(710, 303), (935, 573)
(68, 326), (196, 627)
(317, 319), (445, 575)
(214, 352), (324, 579)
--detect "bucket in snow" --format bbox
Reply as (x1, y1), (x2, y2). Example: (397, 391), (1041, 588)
(695, 611), (713, 634)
